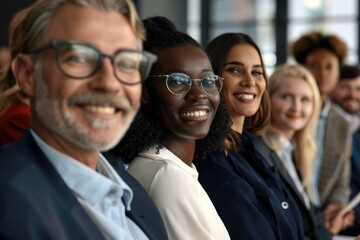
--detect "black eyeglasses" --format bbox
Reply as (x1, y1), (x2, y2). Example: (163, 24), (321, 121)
(148, 73), (223, 96)
(30, 40), (157, 85)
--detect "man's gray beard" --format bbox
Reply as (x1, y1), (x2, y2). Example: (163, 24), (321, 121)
(34, 61), (139, 151)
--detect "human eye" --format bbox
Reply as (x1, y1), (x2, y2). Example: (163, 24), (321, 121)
(60, 45), (96, 66)
(301, 96), (311, 103)
(202, 76), (216, 87)
(115, 52), (141, 72)
(281, 94), (292, 100)
(307, 63), (319, 70)
(252, 69), (263, 76)
(116, 59), (139, 70)
(168, 74), (189, 85)
(224, 67), (241, 74)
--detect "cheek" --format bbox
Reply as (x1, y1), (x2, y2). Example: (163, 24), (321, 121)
(126, 85), (142, 107)
(258, 79), (267, 96)
(271, 100), (284, 115)
(303, 105), (313, 119)
(211, 94), (220, 111)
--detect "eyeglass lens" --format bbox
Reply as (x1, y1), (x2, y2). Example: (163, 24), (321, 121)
(166, 73), (222, 95)
(56, 42), (153, 84)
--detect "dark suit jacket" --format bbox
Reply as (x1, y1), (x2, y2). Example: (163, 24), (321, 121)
(0, 130), (168, 240)
(253, 135), (332, 240)
(195, 131), (304, 240)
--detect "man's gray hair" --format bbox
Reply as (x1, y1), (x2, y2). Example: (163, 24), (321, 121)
(20, 0), (145, 53)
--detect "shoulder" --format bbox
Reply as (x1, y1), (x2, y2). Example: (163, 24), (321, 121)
(329, 104), (352, 126)
(129, 148), (197, 189)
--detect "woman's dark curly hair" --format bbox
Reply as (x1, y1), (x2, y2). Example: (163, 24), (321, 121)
(291, 31), (348, 65)
(205, 32), (270, 152)
(105, 16), (231, 163)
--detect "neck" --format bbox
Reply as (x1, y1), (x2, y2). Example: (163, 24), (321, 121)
(165, 134), (196, 167)
(321, 94), (329, 107)
(231, 115), (245, 133)
(32, 124), (99, 170)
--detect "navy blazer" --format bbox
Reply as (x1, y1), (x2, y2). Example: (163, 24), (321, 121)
(341, 130), (360, 236)
(0, 130), (168, 240)
(195, 131), (304, 240)
(252, 135), (332, 240)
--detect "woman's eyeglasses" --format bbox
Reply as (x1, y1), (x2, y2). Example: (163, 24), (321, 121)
(30, 40), (157, 85)
(148, 73), (223, 96)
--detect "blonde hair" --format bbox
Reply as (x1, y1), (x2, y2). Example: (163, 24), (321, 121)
(263, 63), (321, 197)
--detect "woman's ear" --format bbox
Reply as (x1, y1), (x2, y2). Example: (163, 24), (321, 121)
(141, 86), (150, 105)
(12, 54), (36, 97)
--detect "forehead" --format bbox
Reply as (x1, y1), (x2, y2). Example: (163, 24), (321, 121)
(154, 45), (212, 73)
(276, 77), (312, 93)
(45, 3), (138, 51)
(306, 48), (338, 62)
(226, 44), (261, 65)
(340, 76), (360, 84)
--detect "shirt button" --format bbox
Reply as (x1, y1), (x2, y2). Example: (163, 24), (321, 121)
(281, 201), (289, 209)
(109, 189), (117, 195)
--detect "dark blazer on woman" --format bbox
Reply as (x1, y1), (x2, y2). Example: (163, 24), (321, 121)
(196, 131), (304, 240)
(253, 135), (332, 240)
(0, 130), (168, 240)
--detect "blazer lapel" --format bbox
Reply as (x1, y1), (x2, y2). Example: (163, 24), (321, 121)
(18, 131), (106, 239)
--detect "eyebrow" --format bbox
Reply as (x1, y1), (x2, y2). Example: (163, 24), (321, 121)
(165, 68), (214, 74)
(224, 61), (262, 68)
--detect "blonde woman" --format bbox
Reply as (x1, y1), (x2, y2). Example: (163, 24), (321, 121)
(258, 63), (341, 237)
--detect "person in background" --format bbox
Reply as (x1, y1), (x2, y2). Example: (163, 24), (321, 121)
(258, 63), (331, 238)
(339, 126), (360, 236)
(106, 16), (230, 240)
(0, 0), (168, 239)
(333, 64), (360, 236)
(331, 64), (360, 133)
(0, 7), (31, 146)
(291, 31), (353, 233)
(0, 46), (10, 76)
(195, 32), (304, 239)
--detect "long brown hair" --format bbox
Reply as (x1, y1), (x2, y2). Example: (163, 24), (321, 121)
(205, 32), (271, 152)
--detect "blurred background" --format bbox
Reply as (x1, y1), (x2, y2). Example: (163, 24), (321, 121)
(1, 0), (358, 72)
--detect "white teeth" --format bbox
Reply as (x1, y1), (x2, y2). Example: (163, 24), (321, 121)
(238, 94), (254, 100)
(85, 105), (116, 114)
(182, 111), (206, 117)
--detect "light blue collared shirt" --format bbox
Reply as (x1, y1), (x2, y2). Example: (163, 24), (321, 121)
(312, 100), (331, 206)
(30, 129), (148, 240)
(279, 140), (311, 209)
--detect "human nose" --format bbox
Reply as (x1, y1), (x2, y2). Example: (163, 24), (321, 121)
(290, 98), (300, 111)
(185, 79), (207, 101)
(240, 72), (255, 87)
(89, 58), (122, 92)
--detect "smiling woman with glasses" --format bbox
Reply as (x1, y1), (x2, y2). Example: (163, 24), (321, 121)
(105, 16), (231, 240)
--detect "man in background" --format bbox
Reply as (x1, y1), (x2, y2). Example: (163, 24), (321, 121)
(331, 64), (360, 132)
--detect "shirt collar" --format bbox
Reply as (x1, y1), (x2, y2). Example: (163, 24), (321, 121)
(30, 129), (133, 210)
(320, 100), (331, 119)
(138, 145), (198, 178)
(280, 138), (295, 157)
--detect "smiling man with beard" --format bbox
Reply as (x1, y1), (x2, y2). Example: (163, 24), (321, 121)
(0, 0), (168, 239)
(332, 64), (360, 133)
